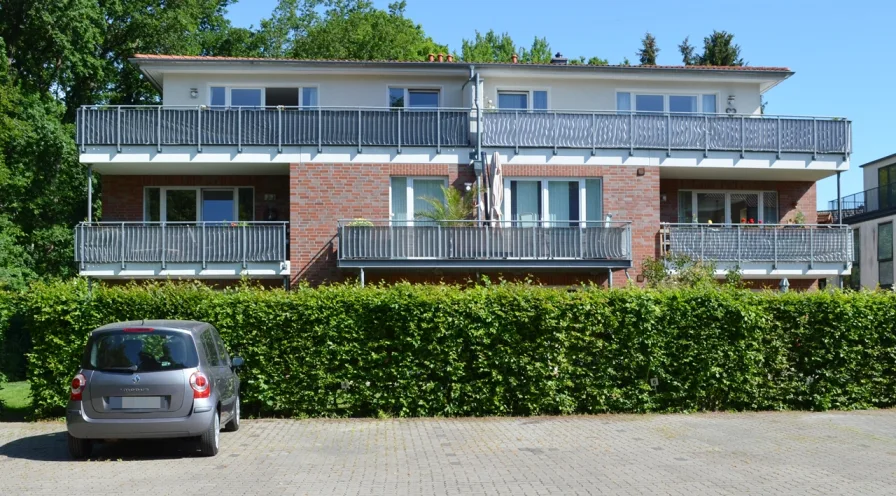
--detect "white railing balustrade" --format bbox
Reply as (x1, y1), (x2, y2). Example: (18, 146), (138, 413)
(75, 222), (289, 268)
(338, 220), (632, 262)
(481, 110), (851, 156)
(664, 223), (852, 267)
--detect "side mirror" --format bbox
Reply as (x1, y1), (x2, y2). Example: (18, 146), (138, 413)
(231, 356), (245, 368)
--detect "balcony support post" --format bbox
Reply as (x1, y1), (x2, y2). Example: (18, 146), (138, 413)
(514, 111), (519, 155)
(837, 171), (842, 224)
(277, 106), (282, 154)
(629, 112), (634, 156)
(773, 227), (778, 270)
(666, 112), (671, 157)
(120, 223), (126, 270)
(318, 106), (323, 153)
(157, 106), (162, 152)
(161, 223), (166, 270)
(78, 109), (85, 152)
(436, 107), (441, 154)
(608, 268), (613, 288)
(242, 223), (248, 269)
(703, 114), (709, 158)
(812, 117), (817, 160)
(737, 225), (741, 265)
(238, 107), (242, 153)
(553, 111), (558, 155)
(78, 224), (85, 270)
(116, 106), (121, 153)
(776, 116), (781, 159)
(591, 112), (596, 156)
(358, 108), (363, 153)
(809, 227), (814, 269)
(197, 106), (202, 153)
(86, 165), (93, 223)
(359, 268), (365, 287)
(202, 222), (207, 270)
(438, 224), (442, 259)
(397, 108), (402, 154)
(740, 115), (745, 158)
(700, 225), (705, 263)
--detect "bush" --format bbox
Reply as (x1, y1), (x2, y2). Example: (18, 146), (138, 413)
(3, 280), (896, 419)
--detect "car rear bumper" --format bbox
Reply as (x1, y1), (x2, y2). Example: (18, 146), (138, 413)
(66, 399), (216, 439)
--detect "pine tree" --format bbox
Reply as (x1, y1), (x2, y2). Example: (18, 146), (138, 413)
(699, 31), (744, 66)
(678, 36), (697, 65)
(638, 32), (659, 65)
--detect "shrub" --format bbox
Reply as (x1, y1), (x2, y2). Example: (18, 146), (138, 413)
(3, 280), (896, 419)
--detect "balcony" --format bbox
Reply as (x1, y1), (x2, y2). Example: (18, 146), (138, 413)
(75, 222), (290, 279)
(662, 223), (852, 277)
(481, 110), (851, 156)
(337, 220), (632, 269)
(76, 106), (470, 152)
(826, 181), (896, 223)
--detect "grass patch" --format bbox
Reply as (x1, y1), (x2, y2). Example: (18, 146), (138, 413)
(0, 381), (32, 422)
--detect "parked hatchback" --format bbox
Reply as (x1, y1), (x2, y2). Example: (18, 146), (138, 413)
(66, 320), (243, 459)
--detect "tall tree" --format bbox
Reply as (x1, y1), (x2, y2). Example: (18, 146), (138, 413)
(699, 30), (744, 66)
(638, 32), (659, 65)
(460, 29), (516, 63)
(678, 36), (698, 65)
(518, 36), (551, 64)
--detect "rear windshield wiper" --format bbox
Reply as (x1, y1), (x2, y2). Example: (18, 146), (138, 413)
(92, 365), (138, 373)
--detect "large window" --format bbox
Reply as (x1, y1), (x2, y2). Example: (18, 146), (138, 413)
(144, 187), (254, 222)
(390, 177), (447, 222)
(209, 86), (318, 107)
(677, 191), (778, 224)
(505, 178), (602, 227)
(879, 164), (896, 210)
(879, 222), (893, 289)
(497, 90), (548, 111)
(617, 92), (718, 114)
(389, 88), (440, 108)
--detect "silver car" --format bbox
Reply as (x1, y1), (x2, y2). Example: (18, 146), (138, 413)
(66, 320), (244, 458)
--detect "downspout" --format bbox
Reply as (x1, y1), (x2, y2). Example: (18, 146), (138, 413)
(463, 65), (484, 222)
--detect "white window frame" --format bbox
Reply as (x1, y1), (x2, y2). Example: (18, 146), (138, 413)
(207, 85), (321, 107)
(143, 186), (255, 222)
(616, 90), (719, 114)
(680, 189), (778, 224)
(502, 177), (602, 227)
(387, 86), (443, 109)
(389, 176), (449, 222)
(495, 87), (550, 111)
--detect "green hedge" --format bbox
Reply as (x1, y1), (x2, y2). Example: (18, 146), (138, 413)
(3, 280), (896, 419)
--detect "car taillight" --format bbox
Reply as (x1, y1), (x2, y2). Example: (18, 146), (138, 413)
(190, 371), (211, 399)
(70, 373), (86, 401)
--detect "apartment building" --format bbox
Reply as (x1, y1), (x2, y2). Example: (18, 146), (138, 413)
(825, 153), (896, 289)
(75, 53), (853, 288)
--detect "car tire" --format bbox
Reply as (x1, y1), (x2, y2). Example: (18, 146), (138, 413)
(67, 433), (92, 460)
(198, 410), (220, 457)
(224, 396), (240, 432)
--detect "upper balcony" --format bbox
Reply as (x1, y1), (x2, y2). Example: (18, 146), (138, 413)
(826, 181), (896, 224)
(481, 110), (851, 158)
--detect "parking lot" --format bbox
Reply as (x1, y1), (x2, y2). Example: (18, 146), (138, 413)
(1, 410), (895, 495)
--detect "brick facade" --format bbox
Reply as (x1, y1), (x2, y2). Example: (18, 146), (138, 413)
(100, 175), (290, 223)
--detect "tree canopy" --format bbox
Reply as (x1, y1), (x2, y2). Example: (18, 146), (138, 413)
(638, 32), (660, 65)
(678, 31), (744, 66)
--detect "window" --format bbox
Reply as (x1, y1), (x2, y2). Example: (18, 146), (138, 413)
(506, 178), (602, 227)
(144, 187), (255, 222)
(210, 327), (231, 366)
(879, 164), (896, 210)
(390, 177), (447, 222)
(850, 228), (861, 290)
(200, 330), (221, 367)
(617, 92), (717, 114)
(209, 87), (318, 107)
(82, 330), (200, 372)
(879, 222), (893, 288)
(677, 191), (778, 224)
(390, 88), (439, 108)
(497, 90), (548, 111)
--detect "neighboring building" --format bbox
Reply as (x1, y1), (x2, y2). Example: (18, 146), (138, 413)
(826, 153), (896, 289)
(75, 53), (853, 289)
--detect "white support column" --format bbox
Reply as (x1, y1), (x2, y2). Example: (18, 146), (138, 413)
(87, 165), (93, 222)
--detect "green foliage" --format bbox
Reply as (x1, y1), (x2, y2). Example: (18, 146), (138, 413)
(638, 32), (660, 65)
(642, 254), (718, 289)
(3, 281), (896, 419)
(679, 31), (744, 66)
(416, 186), (476, 223)
(679, 36), (698, 65)
(460, 29), (516, 63)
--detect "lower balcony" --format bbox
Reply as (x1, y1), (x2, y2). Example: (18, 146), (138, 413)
(337, 221), (632, 269)
(75, 222), (290, 279)
(662, 223), (852, 278)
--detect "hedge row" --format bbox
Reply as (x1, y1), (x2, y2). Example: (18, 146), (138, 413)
(2, 280), (896, 419)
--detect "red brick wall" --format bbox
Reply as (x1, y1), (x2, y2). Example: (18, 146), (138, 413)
(659, 179), (817, 224)
(100, 175), (290, 223)
(289, 163), (658, 287)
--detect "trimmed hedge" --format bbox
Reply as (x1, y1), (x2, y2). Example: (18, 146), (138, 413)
(2, 280), (896, 419)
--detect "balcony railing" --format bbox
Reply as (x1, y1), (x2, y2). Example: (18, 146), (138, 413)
(663, 223), (852, 267)
(337, 220), (632, 268)
(481, 110), (851, 156)
(76, 106), (470, 151)
(827, 181), (896, 222)
(75, 222), (289, 268)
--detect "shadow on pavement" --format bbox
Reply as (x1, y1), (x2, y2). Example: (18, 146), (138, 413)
(0, 430), (205, 462)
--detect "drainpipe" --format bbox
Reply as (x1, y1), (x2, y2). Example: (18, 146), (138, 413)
(87, 164), (93, 223)
(463, 66), (484, 222)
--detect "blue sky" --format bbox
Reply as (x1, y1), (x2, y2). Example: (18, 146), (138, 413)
(225, 0), (893, 209)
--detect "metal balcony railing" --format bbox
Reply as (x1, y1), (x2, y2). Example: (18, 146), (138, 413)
(76, 106), (470, 152)
(338, 220), (632, 266)
(663, 223), (852, 267)
(481, 110), (851, 156)
(75, 222), (289, 268)
(827, 181), (896, 222)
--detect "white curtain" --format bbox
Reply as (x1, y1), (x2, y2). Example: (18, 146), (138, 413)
(548, 181), (570, 223)
(390, 177), (408, 222)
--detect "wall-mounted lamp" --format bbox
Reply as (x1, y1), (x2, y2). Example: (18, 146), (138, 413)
(190, 88), (198, 99)
(725, 95), (736, 115)
(464, 182), (473, 191)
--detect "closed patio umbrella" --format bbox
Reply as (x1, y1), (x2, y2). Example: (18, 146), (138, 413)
(490, 152), (503, 226)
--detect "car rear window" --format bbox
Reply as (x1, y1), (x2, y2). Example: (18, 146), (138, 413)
(82, 330), (199, 372)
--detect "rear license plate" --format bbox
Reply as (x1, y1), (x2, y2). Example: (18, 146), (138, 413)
(115, 396), (162, 409)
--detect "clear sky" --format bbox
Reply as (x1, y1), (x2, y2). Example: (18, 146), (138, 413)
(225, 0), (894, 209)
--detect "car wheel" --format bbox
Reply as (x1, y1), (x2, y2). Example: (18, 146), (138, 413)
(198, 410), (220, 457)
(224, 396), (240, 432)
(67, 433), (92, 460)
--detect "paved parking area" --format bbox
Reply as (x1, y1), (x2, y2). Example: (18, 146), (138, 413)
(1, 410), (895, 495)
